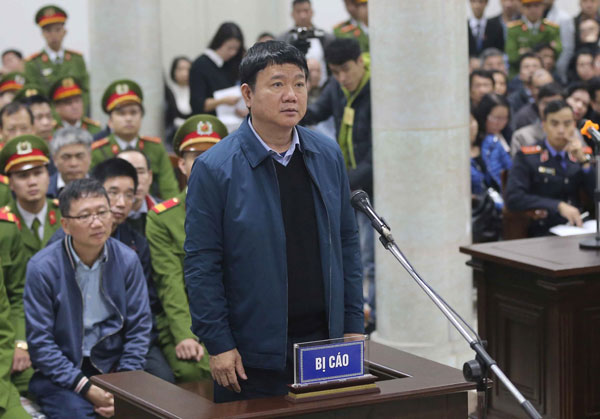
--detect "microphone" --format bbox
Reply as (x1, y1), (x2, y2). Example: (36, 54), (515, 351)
(579, 119), (600, 143)
(350, 190), (394, 242)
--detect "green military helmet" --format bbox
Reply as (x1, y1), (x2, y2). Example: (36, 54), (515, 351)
(49, 75), (83, 103)
(173, 114), (228, 157)
(13, 83), (48, 103)
(35, 5), (67, 27)
(0, 135), (50, 175)
(102, 79), (143, 114)
(0, 72), (26, 95)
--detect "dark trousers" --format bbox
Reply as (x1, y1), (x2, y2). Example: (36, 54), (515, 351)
(214, 327), (329, 403)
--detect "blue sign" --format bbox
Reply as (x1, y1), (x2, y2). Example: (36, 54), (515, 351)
(298, 340), (364, 384)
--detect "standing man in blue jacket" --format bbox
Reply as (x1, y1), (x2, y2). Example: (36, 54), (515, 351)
(24, 178), (152, 418)
(184, 40), (364, 402)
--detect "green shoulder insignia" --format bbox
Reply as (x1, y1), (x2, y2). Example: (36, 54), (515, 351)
(334, 20), (350, 30)
(151, 197), (181, 214)
(140, 136), (162, 144)
(83, 117), (101, 127)
(65, 49), (83, 56)
(91, 137), (109, 151)
(0, 210), (18, 225)
(51, 199), (59, 208)
(0, 174), (7, 185)
(340, 23), (357, 33)
(521, 145), (542, 154)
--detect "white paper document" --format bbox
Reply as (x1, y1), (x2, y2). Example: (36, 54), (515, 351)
(549, 219), (597, 236)
(213, 86), (244, 133)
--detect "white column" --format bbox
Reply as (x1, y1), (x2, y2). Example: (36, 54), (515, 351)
(88, 0), (163, 137)
(370, 0), (473, 367)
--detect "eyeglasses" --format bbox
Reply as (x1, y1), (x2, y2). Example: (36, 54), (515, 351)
(107, 190), (135, 202)
(64, 209), (112, 224)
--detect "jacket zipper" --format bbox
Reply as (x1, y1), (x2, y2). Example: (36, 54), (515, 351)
(89, 263), (124, 372)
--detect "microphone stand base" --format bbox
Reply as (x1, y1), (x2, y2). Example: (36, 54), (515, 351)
(579, 235), (600, 249)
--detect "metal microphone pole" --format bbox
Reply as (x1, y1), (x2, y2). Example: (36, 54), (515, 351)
(580, 123), (600, 249)
(359, 199), (542, 418)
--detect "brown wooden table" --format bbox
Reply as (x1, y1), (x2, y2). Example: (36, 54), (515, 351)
(460, 234), (600, 419)
(91, 342), (475, 418)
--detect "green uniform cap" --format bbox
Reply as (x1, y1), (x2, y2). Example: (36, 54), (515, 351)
(49, 75), (83, 102)
(35, 5), (67, 27)
(173, 114), (228, 157)
(13, 83), (48, 103)
(102, 79), (143, 114)
(0, 72), (26, 95)
(0, 135), (50, 175)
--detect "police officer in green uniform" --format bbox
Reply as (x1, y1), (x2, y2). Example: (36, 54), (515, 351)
(0, 209), (30, 399)
(49, 76), (100, 135)
(24, 5), (90, 110)
(0, 175), (10, 207)
(333, 0), (369, 53)
(0, 250), (29, 418)
(505, 0), (562, 78)
(91, 79), (180, 200)
(0, 72), (26, 109)
(505, 100), (594, 236)
(146, 114), (227, 382)
(0, 135), (62, 261)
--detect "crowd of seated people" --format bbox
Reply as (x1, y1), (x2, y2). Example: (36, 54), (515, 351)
(469, 0), (599, 242)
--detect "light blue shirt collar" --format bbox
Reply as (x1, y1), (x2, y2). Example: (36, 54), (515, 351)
(248, 118), (301, 167)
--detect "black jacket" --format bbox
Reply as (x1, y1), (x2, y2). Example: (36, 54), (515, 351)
(304, 77), (372, 196)
(189, 54), (235, 115)
(468, 16), (505, 57)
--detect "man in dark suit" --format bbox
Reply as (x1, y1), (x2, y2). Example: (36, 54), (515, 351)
(468, 0), (505, 57)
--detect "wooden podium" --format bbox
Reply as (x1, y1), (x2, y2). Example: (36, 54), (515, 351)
(91, 342), (475, 418)
(460, 234), (600, 419)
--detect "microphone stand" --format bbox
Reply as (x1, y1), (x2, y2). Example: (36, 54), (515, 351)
(370, 218), (542, 418)
(579, 126), (600, 249)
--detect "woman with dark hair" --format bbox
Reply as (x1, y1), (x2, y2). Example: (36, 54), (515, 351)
(189, 22), (246, 115)
(567, 48), (596, 83)
(473, 93), (513, 195)
(165, 56), (193, 146)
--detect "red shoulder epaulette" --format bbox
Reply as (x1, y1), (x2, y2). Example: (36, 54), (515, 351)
(521, 145), (542, 154)
(151, 196), (181, 214)
(51, 199), (59, 207)
(583, 146), (593, 155)
(0, 211), (18, 224)
(0, 174), (7, 185)
(91, 138), (109, 150)
(140, 136), (162, 144)
(25, 51), (42, 62)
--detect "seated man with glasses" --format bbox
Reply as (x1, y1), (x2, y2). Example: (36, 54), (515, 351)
(48, 158), (175, 384)
(24, 178), (152, 418)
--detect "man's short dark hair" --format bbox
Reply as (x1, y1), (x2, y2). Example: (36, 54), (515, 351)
(566, 81), (589, 99)
(533, 42), (556, 57)
(542, 99), (571, 120)
(20, 93), (51, 107)
(469, 69), (495, 89)
(324, 38), (362, 66)
(293, 0), (310, 6)
(91, 157), (138, 193)
(59, 178), (109, 216)
(588, 76), (600, 102)
(537, 82), (564, 101)
(519, 52), (543, 70)
(118, 149), (152, 172)
(1, 49), (22, 60)
(239, 40), (308, 90)
(0, 102), (33, 129)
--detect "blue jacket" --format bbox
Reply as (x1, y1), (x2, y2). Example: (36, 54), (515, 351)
(24, 237), (152, 391)
(184, 118), (364, 370)
(480, 134), (512, 192)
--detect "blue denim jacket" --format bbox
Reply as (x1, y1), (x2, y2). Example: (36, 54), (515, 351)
(24, 237), (151, 391)
(184, 118), (364, 370)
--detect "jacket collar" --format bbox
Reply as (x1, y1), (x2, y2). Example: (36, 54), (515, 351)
(63, 235), (109, 270)
(238, 117), (320, 168)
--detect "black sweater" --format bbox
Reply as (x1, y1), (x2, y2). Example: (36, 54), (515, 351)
(189, 54), (235, 115)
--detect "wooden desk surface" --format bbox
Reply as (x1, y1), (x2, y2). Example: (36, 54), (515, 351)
(92, 342), (476, 419)
(460, 234), (600, 277)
